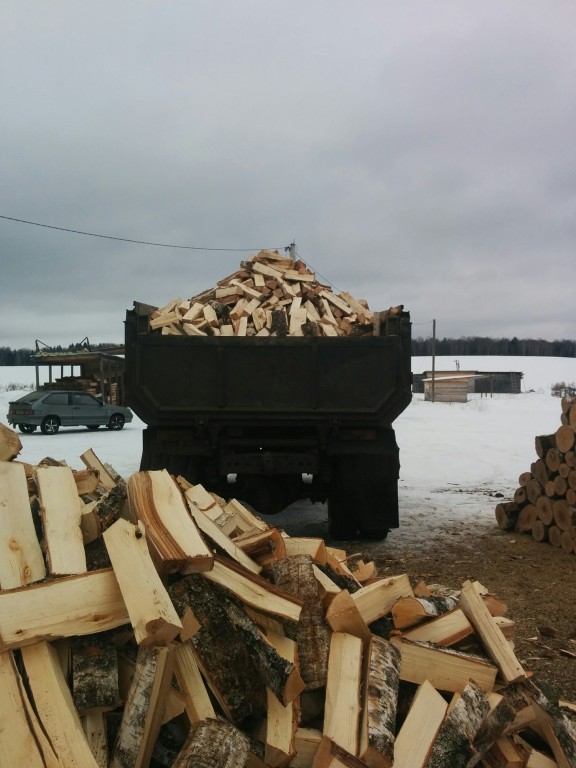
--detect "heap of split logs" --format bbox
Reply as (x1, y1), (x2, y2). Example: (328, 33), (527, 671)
(495, 396), (576, 555)
(1, 424), (576, 768)
(146, 249), (401, 338)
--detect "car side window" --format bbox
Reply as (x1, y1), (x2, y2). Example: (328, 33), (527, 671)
(73, 393), (100, 407)
(44, 393), (69, 405)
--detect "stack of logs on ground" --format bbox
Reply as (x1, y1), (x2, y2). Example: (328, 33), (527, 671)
(146, 249), (400, 338)
(1, 424), (576, 768)
(496, 396), (576, 554)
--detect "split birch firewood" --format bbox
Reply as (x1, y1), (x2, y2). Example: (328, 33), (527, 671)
(35, 465), (87, 575)
(291, 728), (323, 767)
(393, 680), (448, 768)
(0, 421), (21, 460)
(186, 500), (262, 574)
(459, 580), (526, 684)
(72, 466), (101, 496)
(20, 640), (101, 767)
(401, 608), (474, 647)
(173, 640), (216, 724)
(0, 568), (129, 651)
(168, 574), (266, 723)
(313, 564), (342, 609)
(0, 461), (46, 589)
(202, 554), (303, 623)
(481, 735), (527, 767)
(0, 649), (60, 768)
(424, 680), (490, 768)
(103, 518), (183, 646)
(127, 470), (213, 575)
(82, 712), (108, 768)
(283, 536), (328, 565)
(80, 448), (118, 490)
(391, 595), (459, 630)
(110, 645), (176, 768)
(265, 632), (300, 767)
(324, 588), (372, 645)
(271, 554), (330, 689)
(80, 482), (128, 544)
(172, 718), (251, 768)
(464, 695), (517, 767)
(222, 599), (305, 705)
(311, 736), (370, 767)
(71, 633), (121, 713)
(323, 632), (363, 755)
(234, 527), (287, 568)
(517, 679), (576, 768)
(389, 637), (498, 693)
(359, 636), (401, 768)
(351, 574), (414, 624)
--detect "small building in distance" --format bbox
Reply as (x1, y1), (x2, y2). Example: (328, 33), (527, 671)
(412, 370), (523, 402)
(32, 340), (126, 405)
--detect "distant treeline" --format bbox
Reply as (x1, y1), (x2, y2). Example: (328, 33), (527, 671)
(0, 343), (122, 366)
(1, 337), (575, 365)
(412, 336), (576, 357)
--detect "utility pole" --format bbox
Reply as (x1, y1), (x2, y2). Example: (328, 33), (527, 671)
(287, 241), (296, 262)
(431, 319), (436, 403)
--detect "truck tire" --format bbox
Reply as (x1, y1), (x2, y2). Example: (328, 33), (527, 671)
(328, 452), (398, 541)
(327, 457), (360, 540)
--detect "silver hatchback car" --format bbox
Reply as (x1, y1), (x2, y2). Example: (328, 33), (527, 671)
(7, 389), (133, 435)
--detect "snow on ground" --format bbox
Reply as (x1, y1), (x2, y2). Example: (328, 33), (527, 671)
(1, 356), (575, 544)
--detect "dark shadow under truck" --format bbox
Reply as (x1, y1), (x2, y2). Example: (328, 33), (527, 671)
(125, 302), (412, 540)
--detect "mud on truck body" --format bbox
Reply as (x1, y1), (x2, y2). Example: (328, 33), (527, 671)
(125, 302), (412, 539)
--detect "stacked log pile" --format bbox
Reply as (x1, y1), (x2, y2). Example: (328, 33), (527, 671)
(1, 427), (576, 767)
(495, 396), (576, 554)
(146, 249), (401, 338)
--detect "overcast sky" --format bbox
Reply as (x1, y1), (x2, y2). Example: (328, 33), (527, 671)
(1, 1), (575, 349)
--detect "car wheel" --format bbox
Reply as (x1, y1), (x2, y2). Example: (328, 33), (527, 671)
(19, 424), (37, 434)
(86, 425), (100, 430)
(41, 416), (60, 435)
(107, 414), (125, 430)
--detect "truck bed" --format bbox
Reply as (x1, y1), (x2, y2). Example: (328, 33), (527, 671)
(125, 305), (412, 428)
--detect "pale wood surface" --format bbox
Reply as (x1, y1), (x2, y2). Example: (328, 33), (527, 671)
(21, 640), (100, 767)
(0, 568), (129, 651)
(0, 461), (46, 589)
(103, 518), (183, 646)
(324, 632), (363, 755)
(35, 464), (87, 575)
(393, 680), (448, 768)
(265, 632), (299, 767)
(0, 649), (58, 767)
(459, 579), (526, 684)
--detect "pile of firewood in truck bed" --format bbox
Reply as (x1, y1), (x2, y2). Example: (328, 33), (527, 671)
(146, 249), (402, 338)
(1, 424), (575, 767)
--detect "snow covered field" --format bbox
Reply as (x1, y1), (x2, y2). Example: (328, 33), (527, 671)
(1, 356), (574, 545)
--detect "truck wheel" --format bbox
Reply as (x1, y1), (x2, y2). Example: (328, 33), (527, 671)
(327, 496), (359, 540)
(357, 478), (397, 541)
(327, 458), (359, 540)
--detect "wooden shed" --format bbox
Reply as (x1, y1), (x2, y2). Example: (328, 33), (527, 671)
(422, 372), (478, 403)
(31, 347), (126, 405)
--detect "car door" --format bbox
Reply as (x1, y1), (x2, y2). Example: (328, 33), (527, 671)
(40, 392), (74, 425)
(72, 392), (104, 426)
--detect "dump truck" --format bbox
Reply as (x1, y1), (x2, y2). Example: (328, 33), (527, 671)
(125, 300), (411, 540)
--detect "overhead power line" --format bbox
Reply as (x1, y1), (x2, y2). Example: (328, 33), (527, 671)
(0, 214), (285, 252)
